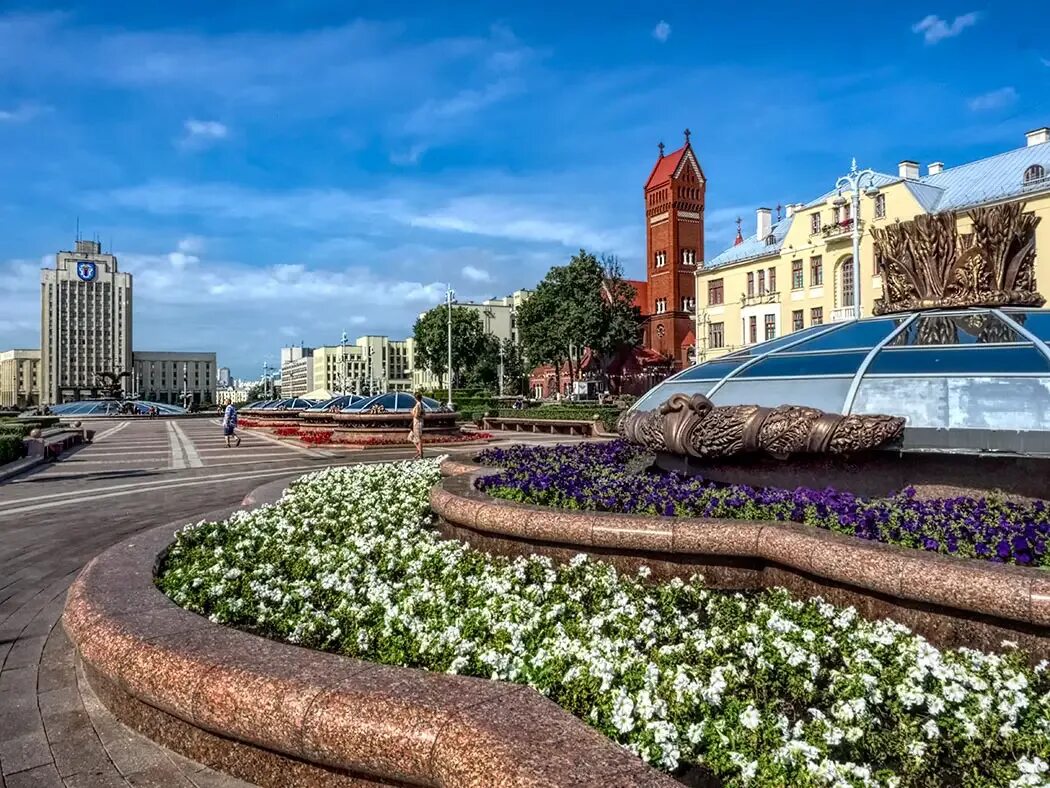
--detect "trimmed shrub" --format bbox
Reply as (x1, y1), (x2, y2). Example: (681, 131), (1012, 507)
(0, 435), (25, 465)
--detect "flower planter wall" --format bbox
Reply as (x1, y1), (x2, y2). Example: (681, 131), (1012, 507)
(62, 510), (677, 788)
(433, 466), (1050, 662)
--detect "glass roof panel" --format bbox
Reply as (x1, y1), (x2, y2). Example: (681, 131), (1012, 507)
(712, 377), (853, 412)
(889, 312), (1020, 346)
(1003, 309), (1050, 343)
(736, 351), (869, 378)
(674, 360), (745, 381)
(786, 318), (905, 353)
(722, 323), (837, 358)
(868, 345), (1050, 375)
(633, 380), (721, 411)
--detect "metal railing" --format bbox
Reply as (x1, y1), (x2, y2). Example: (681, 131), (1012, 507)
(831, 305), (858, 322)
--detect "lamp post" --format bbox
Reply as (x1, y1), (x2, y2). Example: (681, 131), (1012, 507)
(498, 340), (505, 395)
(340, 331), (348, 395)
(833, 158), (880, 319)
(446, 285), (455, 408)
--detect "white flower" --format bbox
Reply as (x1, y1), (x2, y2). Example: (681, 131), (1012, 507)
(739, 705), (761, 731)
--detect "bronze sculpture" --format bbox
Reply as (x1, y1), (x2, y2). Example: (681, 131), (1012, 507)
(872, 202), (1043, 314)
(618, 393), (905, 460)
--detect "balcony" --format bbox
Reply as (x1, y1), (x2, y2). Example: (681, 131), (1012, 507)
(740, 290), (781, 307)
(831, 306), (858, 322)
(822, 219), (862, 241)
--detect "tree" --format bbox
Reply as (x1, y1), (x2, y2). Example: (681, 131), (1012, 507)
(412, 305), (489, 389)
(498, 338), (527, 395)
(244, 383), (266, 401)
(517, 249), (641, 392)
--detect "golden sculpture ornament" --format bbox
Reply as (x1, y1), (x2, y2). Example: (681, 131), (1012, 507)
(871, 202), (1043, 315)
(618, 393), (905, 460)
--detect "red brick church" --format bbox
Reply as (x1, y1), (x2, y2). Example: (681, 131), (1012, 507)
(529, 131), (704, 397)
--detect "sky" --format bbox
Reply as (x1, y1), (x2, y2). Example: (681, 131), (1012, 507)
(1, 2), (1047, 378)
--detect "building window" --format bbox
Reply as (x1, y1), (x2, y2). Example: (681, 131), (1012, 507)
(748, 316), (758, 344)
(792, 310), (804, 331)
(791, 260), (804, 289)
(810, 213), (821, 234)
(654, 251), (667, 268)
(768, 267), (777, 293)
(655, 298), (667, 314)
(681, 297), (696, 311)
(811, 307), (824, 325)
(746, 272), (755, 297)
(841, 261), (855, 307)
(682, 248), (696, 265)
(757, 270), (766, 295)
(874, 193), (886, 219)
(764, 315), (776, 341)
(810, 256), (823, 286)
(1024, 164), (1045, 184)
(708, 322), (724, 349)
(708, 278), (724, 305)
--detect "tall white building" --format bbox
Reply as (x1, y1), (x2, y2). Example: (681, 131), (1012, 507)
(40, 239), (132, 404)
(217, 366), (232, 388)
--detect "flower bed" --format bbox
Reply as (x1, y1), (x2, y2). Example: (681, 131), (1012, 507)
(475, 442), (1050, 569)
(157, 460), (1050, 786)
(278, 427), (490, 446)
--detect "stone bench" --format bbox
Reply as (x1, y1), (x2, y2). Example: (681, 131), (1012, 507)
(482, 416), (600, 437)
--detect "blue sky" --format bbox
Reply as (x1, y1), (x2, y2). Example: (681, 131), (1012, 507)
(1, 2), (1047, 378)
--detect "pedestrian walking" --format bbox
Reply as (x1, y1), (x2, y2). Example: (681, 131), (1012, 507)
(409, 391), (425, 460)
(223, 402), (241, 448)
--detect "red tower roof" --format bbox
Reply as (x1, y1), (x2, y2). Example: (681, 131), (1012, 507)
(644, 145), (688, 190)
(623, 279), (648, 312)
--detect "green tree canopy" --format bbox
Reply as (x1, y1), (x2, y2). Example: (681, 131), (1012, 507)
(412, 305), (489, 388)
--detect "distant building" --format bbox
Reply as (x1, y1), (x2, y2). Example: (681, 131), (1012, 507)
(280, 349), (315, 398)
(312, 336), (413, 395)
(40, 239), (133, 404)
(0, 349), (41, 409)
(216, 387), (249, 406)
(411, 290), (531, 391)
(132, 351), (217, 406)
(217, 366), (232, 388)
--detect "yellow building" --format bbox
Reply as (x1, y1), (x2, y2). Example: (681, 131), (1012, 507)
(312, 336), (414, 395)
(0, 349), (41, 409)
(696, 127), (1050, 360)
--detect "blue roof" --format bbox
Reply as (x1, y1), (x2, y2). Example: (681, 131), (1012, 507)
(706, 140), (1050, 265)
(917, 142), (1050, 212)
(706, 215), (794, 269)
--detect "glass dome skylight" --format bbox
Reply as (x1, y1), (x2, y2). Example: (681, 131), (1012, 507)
(42, 399), (189, 416)
(634, 308), (1050, 454)
(348, 393), (445, 412)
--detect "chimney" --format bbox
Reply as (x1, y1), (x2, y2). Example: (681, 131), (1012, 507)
(756, 207), (772, 239)
(898, 160), (919, 180)
(928, 162), (944, 175)
(785, 203), (797, 218)
(1026, 127), (1050, 147)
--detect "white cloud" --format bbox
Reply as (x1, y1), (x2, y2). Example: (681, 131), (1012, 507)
(967, 86), (1018, 111)
(167, 236), (203, 267)
(1041, 56), (1050, 67)
(912, 12), (979, 45)
(652, 21), (671, 43)
(461, 265), (492, 282)
(0, 103), (49, 123)
(179, 119), (228, 149)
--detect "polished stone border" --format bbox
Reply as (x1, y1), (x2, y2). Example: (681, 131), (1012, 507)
(433, 463), (1050, 654)
(62, 490), (677, 788)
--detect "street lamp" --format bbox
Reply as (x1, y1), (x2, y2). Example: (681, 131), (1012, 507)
(834, 158), (880, 319)
(446, 285), (455, 408)
(340, 331), (348, 395)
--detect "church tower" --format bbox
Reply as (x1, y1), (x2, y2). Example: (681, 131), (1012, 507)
(643, 130), (704, 368)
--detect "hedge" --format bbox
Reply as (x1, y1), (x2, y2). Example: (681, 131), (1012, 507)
(496, 406), (623, 426)
(0, 435), (24, 465)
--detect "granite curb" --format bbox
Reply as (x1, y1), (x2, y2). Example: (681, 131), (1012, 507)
(431, 470), (1050, 634)
(62, 475), (679, 788)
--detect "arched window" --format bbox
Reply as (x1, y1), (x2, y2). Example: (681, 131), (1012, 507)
(1024, 164), (1045, 184)
(840, 258), (855, 308)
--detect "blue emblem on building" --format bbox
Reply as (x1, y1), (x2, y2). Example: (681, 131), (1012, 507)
(76, 261), (97, 282)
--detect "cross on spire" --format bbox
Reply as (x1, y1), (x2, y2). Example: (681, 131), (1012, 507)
(734, 216), (744, 246)
(684, 128), (691, 144)
(658, 141), (665, 157)
(776, 203), (782, 222)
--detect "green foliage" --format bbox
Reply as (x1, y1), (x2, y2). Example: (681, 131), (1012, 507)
(413, 305), (489, 387)
(0, 435), (24, 465)
(496, 405), (622, 426)
(517, 250), (641, 385)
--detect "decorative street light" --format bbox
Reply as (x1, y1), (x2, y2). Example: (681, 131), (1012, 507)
(340, 331), (348, 395)
(446, 285), (455, 408)
(833, 158), (880, 319)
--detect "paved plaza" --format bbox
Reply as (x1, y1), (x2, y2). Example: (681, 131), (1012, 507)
(0, 418), (418, 788)
(0, 421), (585, 787)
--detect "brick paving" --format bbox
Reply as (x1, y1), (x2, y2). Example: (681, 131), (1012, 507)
(0, 418), (421, 787)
